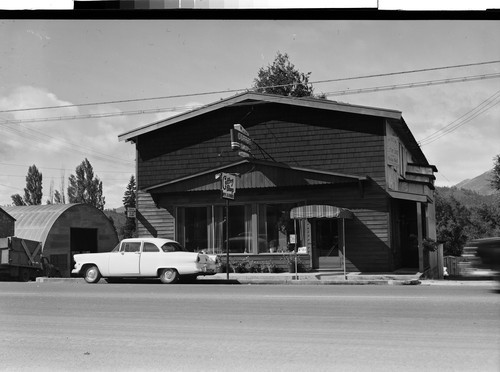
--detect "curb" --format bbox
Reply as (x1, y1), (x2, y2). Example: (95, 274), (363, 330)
(33, 276), (497, 286)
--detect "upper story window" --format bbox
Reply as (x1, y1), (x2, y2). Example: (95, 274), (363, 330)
(387, 135), (408, 178)
(398, 142), (407, 176)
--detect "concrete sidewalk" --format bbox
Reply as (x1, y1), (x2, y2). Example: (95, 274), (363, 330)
(197, 269), (499, 286)
(197, 270), (423, 285)
(35, 270), (498, 286)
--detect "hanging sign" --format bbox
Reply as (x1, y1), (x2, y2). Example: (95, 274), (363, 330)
(220, 172), (236, 200)
(230, 124), (252, 158)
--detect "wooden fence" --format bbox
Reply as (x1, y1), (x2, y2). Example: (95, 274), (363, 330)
(443, 256), (469, 277)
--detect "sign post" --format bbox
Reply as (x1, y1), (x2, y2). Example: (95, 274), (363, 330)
(218, 172), (236, 280)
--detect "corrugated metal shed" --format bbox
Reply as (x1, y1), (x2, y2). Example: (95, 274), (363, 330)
(3, 204), (75, 243)
(3, 203), (119, 277)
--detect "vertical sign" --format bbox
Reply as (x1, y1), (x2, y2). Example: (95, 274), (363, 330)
(387, 135), (400, 168)
(221, 172), (236, 200)
(230, 124), (253, 158)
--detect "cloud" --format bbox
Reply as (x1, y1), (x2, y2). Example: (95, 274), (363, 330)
(0, 87), (137, 208)
(0, 86), (79, 121)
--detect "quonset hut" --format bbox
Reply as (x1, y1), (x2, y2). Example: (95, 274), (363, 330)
(3, 204), (118, 277)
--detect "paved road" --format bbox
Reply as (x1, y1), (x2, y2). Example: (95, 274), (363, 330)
(1, 282), (499, 372)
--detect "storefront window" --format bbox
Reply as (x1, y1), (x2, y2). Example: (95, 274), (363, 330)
(258, 203), (299, 253)
(178, 206), (209, 252)
(212, 204), (253, 254)
(178, 203), (302, 255)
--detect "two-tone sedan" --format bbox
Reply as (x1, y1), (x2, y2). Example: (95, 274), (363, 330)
(72, 238), (218, 284)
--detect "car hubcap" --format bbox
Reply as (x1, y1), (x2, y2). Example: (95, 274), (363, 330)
(87, 269), (96, 280)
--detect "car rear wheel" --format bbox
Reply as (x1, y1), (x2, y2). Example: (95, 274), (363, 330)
(18, 268), (30, 282)
(159, 268), (179, 284)
(84, 265), (101, 284)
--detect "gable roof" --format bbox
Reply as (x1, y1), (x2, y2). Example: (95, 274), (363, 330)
(0, 206), (16, 222)
(118, 91), (402, 143)
(145, 159), (368, 194)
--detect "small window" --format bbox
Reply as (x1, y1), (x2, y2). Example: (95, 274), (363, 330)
(143, 242), (160, 253)
(161, 242), (185, 252)
(122, 242), (141, 253)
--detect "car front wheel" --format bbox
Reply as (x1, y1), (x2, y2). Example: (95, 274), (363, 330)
(84, 265), (101, 284)
(159, 268), (179, 284)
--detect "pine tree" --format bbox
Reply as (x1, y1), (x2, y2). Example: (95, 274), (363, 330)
(121, 175), (137, 238)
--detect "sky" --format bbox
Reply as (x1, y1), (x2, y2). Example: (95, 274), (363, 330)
(1, 16), (499, 209)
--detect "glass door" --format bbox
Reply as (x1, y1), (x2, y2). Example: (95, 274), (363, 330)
(313, 219), (342, 270)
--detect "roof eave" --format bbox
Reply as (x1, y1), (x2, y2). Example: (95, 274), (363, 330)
(118, 92), (402, 143)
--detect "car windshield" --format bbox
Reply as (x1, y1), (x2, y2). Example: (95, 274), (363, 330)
(111, 243), (120, 252)
(160, 242), (189, 253)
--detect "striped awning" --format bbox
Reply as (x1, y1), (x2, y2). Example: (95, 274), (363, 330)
(290, 205), (354, 219)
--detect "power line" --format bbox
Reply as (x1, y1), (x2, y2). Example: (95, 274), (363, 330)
(323, 73), (500, 97)
(0, 162), (133, 174)
(314, 60), (500, 85)
(1, 60), (499, 114)
(2, 72), (500, 126)
(0, 174), (131, 181)
(1, 121), (134, 165)
(418, 89), (500, 145)
(0, 105), (196, 124)
(418, 91), (500, 146)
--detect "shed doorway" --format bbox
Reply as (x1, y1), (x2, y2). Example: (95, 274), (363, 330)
(70, 228), (97, 277)
(70, 227), (98, 254)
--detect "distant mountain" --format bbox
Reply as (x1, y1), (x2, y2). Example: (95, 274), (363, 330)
(455, 170), (495, 196)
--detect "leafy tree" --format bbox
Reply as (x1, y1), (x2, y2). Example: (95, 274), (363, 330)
(53, 190), (64, 204)
(46, 189), (64, 205)
(435, 191), (470, 256)
(11, 164), (43, 206)
(121, 175), (137, 238)
(11, 194), (25, 206)
(491, 154), (500, 192)
(67, 158), (105, 210)
(469, 203), (500, 237)
(253, 52), (315, 97)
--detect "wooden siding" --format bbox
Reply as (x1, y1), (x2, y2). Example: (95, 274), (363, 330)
(136, 191), (175, 239)
(149, 161), (363, 194)
(344, 210), (392, 271)
(137, 115), (386, 191)
(0, 209), (15, 238)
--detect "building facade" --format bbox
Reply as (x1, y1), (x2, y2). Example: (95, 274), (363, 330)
(119, 92), (437, 273)
(0, 207), (15, 238)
